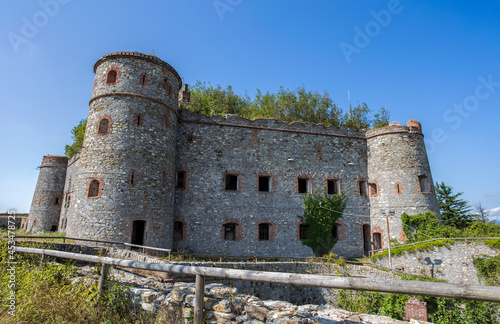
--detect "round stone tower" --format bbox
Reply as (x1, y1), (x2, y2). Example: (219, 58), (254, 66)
(66, 52), (181, 248)
(28, 155), (68, 232)
(366, 120), (440, 247)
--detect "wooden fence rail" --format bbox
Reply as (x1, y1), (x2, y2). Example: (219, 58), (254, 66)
(14, 246), (500, 324)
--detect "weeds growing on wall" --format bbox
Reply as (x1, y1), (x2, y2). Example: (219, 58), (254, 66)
(298, 193), (348, 257)
(370, 239), (454, 262)
(473, 255), (500, 286)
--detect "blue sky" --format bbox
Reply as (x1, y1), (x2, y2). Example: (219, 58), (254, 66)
(1, 0), (499, 222)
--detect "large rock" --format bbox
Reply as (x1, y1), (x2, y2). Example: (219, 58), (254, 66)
(245, 304), (270, 321)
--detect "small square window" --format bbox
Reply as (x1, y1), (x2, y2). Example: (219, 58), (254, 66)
(225, 174), (239, 191)
(327, 179), (339, 195)
(298, 177), (310, 194)
(258, 176), (271, 192)
(368, 182), (378, 196)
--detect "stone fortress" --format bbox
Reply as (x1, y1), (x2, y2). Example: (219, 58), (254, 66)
(27, 51), (440, 258)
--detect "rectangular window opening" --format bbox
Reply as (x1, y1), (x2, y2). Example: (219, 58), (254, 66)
(332, 224), (338, 240)
(298, 178), (309, 194)
(176, 171), (186, 189)
(258, 223), (270, 241)
(258, 176), (270, 192)
(327, 179), (339, 195)
(368, 183), (378, 196)
(419, 175), (431, 193)
(225, 174), (238, 191)
(224, 223), (237, 241)
(359, 181), (367, 196)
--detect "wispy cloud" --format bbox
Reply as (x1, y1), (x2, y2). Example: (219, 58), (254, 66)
(487, 206), (500, 223)
(484, 193), (497, 197)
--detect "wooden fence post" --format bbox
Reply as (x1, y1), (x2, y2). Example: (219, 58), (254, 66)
(98, 264), (109, 299)
(194, 274), (205, 324)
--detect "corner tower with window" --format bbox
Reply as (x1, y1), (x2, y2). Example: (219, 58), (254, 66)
(366, 119), (440, 245)
(65, 52), (182, 249)
(27, 155), (68, 233)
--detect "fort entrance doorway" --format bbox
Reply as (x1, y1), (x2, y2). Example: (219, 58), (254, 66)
(131, 220), (146, 246)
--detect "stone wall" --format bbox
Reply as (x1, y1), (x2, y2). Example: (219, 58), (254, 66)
(65, 52), (181, 248)
(373, 241), (499, 285)
(367, 121), (440, 247)
(27, 155), (68, 232)
(175, 109), (371, 258)
(108, 247), (397, 305)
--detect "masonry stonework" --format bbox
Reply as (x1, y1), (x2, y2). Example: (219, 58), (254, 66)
(28, 52), (440, 258)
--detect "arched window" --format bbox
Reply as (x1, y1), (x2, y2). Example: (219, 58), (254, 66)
(98, 118), (109, 135)
(173, 221), (184, 241)
(88, 179), (100, 198)
(106, 69), (117, 84)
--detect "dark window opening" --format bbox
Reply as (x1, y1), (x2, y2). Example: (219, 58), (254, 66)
(54, 197), (60, 205)
(163, 115), (170, 127)
(88, 180), (100, 198)
(173, 221), (184, 241)
(298, 177), (309, 194)
(419, 175), (431, 193)
(106, 70), (117, 84)
(359, 181), (367, 196)
(131, 220), (146, 246)
(50, 225), (58, 232)
(134, 113), (143, 126)
(225, 174), (238, 191)
(258, 223), (270, 241)
(186, 133), (194, 143)
(161, 169), (168, 183)
(129, 171), (136, 186)
(332, 224), (338, 240)
(65, 195), (71, 208)
(299, 224), (308, 240)
(139, 73), (147, 86)
(258, 176), (270, 192)
(396, 183), (402, 194)
(176, 171), (186, 189)
(373, 233), (382, 251)
(98, 118), (109, 134)
(363, 224), (371, 256)
(368, 183), (378, 196)
(327, 179), (339, 195)
(224, 223), (237, 241)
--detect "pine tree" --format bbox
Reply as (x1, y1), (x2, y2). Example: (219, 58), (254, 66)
(435, 182), (472, 229)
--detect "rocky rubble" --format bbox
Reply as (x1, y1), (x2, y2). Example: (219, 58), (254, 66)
(101, 266), (432, 324)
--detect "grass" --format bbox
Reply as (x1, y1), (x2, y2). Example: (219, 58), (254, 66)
(370, 239), (454, 262)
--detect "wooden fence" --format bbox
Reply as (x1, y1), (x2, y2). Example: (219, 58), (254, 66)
(14, 246), (500, 324)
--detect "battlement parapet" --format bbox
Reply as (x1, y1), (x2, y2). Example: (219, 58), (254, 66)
(179, 109), (367, 139)
(93, 51), (182, 86)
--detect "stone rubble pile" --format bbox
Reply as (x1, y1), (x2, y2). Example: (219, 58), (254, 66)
(105, 267), (432, 324)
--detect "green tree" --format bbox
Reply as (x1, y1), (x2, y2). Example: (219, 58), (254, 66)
(185, 81), (251, 117)
(342, 102), (371, 129)
(373, 107), (390, 128)
(65, 119), (87, 158)
(298, 193), (348, 256)
(435, 182), (472, 229)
